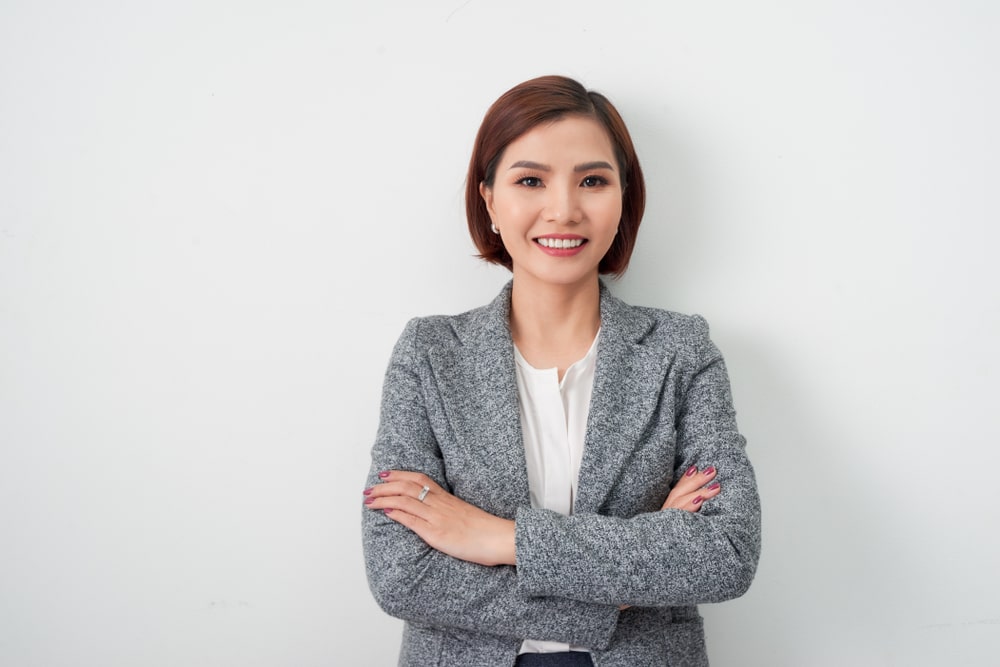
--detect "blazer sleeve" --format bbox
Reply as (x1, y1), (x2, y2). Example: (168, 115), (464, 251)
(361, 319), (621, 648)
(514, 315), (762, 607)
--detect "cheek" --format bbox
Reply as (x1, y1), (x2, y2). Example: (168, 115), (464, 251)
(597, 197), (624, 226)
(494, 198), (533, 223)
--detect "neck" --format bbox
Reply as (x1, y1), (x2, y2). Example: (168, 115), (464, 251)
(508, 272), (602, 352)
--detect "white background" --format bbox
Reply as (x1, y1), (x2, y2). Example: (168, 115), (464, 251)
(2, 1), (998, 665)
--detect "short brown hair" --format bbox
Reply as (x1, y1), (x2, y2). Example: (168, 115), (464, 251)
(465, 75), (646, 276)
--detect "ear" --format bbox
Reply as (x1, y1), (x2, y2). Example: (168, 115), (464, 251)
(479, 182), (496, 220)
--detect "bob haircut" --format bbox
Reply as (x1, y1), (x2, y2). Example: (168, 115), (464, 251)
(466, 75), (646, 276)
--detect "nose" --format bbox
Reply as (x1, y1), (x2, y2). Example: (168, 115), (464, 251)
(542, 182), (582, 224)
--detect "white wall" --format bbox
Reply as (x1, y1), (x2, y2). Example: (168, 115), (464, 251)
(2, 1), (997, 665)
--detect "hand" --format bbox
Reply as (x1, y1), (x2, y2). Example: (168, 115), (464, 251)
(364, 471), (516, 567)
(661, 465), (720, 511)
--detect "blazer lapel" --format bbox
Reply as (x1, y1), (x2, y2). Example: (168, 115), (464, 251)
(575, 284), (675, 514)
(425, 284), (530, 515)
(424, 281), (673, 516)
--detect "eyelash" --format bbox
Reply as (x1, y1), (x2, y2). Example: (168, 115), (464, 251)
(514, 175), (610, 188)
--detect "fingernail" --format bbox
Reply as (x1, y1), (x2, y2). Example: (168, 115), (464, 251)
(693, 496), (704, 505)
(363, 488), (373, 496)
(685, 466), (697, 477)
(364, 497), (375, 504)
(702, 467), (715, 476)
(378, 471), (390, 479)
(707, 482), (720, 491)
(383, 508), (393, 514)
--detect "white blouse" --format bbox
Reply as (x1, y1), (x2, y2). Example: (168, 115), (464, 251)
(514, 331), (600, 655)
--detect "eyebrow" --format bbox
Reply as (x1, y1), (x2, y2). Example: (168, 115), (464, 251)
(507, 160), (615, 172)
(574, 161), (615, 172)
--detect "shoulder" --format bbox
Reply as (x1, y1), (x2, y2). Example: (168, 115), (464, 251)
(392, 285), (511, 357)
(602, 287), (717, 361)
(397, 307), (484, 350)
(637, 306), (712, 350)
(628, 303), (709, 338)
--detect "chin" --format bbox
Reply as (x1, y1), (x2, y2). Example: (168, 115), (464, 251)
(516, 265), (600, 289)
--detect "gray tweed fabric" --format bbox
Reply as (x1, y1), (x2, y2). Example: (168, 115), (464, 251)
(362, 281), (761, 666)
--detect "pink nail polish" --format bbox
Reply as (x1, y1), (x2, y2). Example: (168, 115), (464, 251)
(685, 466), (697, 477)
(363, 488), (373, 496)
(707, 482), (720, 491)
(693, 496), (703, 505)
(703, 467), (715, 476)
(378, 471), (390, 479)
(364, 497), (375, 504)
(383, 508), (393, 514)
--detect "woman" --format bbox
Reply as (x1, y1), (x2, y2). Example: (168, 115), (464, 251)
(362, 75), (760, 666)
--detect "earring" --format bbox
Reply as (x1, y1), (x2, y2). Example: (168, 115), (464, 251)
(491, 223), (499, 235)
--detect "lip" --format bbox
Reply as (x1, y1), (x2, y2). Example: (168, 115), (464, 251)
(534, 234), (588, 257)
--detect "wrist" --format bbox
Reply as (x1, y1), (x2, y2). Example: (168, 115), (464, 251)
(487, 518), (517, 566)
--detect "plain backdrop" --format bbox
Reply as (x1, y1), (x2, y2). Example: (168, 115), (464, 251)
(2, 1), (998, 665)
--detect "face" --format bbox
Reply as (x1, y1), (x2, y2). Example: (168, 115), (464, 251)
(480, 115), (623, 290)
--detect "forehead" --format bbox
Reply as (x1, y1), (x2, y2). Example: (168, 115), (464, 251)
(502, 115), (616, 163)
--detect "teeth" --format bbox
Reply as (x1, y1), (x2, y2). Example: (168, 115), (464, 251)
(537, 238), (584, 249)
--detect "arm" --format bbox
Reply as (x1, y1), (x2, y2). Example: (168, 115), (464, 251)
(514, 317), (761, 607)
(361, 319), (620, 648)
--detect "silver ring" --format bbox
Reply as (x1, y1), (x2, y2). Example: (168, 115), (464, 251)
(417, 485), (430, 502)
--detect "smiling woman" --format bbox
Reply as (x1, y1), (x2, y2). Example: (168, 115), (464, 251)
(466, 77), (645, 278)
(479, 116), (623, 296)
(361, 75), (760, 667)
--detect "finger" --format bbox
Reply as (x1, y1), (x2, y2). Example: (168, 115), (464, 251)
(364, 479), (429, 501)
(364, 484), (431, 512)
(662, 465), (716, 500)
(662, 481), (722, 512)
(667, 494), (706, 512)
(681, 465), (717, 489)
(675, 466), (715, 493)
(368, 493), (435, 522)
(376, 470), (441, 491)
(692, 481), (722, 506)
(663, 465), (718, 502)
(663, 492), (706, 512)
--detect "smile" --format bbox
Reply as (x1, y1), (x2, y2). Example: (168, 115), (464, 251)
(536, 237), (586, 249)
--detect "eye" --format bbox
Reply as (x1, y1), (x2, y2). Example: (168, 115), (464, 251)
(516, 176), (543, 187)
(581, 175), (609, 188)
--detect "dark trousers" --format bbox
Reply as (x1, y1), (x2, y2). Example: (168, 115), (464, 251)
(514, 652), (595, 667)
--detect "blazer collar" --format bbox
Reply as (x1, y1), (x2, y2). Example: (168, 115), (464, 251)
(427, 280), (673, 515)
(425, 283), (525, 515)
(577, 284), (673, 513)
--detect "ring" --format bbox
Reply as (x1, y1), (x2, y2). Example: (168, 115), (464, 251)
(417, 485), (430, 502)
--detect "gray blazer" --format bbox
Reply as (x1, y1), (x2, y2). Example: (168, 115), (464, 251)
(362, 282), (761, 666)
